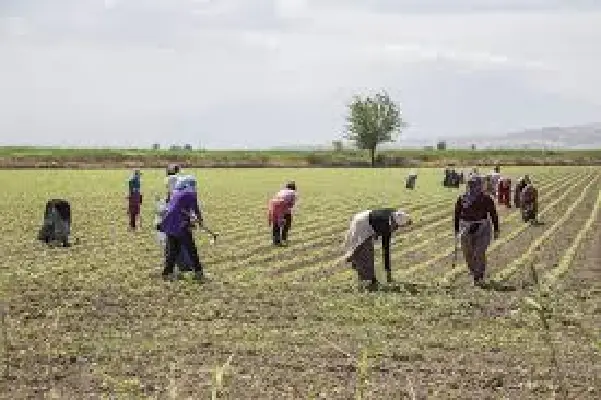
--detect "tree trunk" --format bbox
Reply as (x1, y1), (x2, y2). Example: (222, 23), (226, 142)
(370, 147), (376, 167)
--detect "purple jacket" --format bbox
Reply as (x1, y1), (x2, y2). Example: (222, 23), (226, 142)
(160, 190), (201, 236)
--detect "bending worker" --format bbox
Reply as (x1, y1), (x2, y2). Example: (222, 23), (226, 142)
(343, 208), (413, 288)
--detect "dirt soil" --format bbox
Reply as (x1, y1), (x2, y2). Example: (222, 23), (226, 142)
(1, 168), (600, 399)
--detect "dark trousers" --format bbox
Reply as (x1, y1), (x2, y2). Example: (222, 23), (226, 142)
(128, 193), (141, 229)
(272, 213), (292, 244)
(163, 230), (203, 275)
(381, 235), (392, 282)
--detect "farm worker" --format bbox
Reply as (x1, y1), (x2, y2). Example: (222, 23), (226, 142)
(155, 195), (196, 272)
(490, 166), (501, 197)
(520, 176), (539, 223)
(38, 199), (72, 247)
(443, 168), (450, 187)
(497, 176), (512, 208)
(514, 176), (528, 208)
(158, 174), (206, 281)
(454, 175), (500, 286)
(483, 174), (494, 196)
(343, 208), (413, 288)
(405, 172), (417, 189)
(268, 181), (297, 246)
(165, 163), (182, 202)
(127, 169), (143, 230)
(467, 168), (479, 182)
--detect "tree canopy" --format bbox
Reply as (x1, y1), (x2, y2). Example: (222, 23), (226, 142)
(343, 90), (405, 166)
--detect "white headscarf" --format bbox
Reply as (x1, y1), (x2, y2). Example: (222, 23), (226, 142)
(391, 209), (411, 227)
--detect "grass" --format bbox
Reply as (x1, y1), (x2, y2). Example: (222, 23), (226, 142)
(0, 166), (600, 399)
(1, 146), (601, 168)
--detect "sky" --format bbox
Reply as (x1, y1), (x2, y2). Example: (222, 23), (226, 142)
(0, 0), (600, 149)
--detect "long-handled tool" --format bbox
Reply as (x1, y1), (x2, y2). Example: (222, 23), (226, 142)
(452, 227), (466, 267)
(199, 224), (218, 245)
(452, 234), (459, 267)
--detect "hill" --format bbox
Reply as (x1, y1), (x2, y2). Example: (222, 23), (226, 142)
(398, 123), (601, 149)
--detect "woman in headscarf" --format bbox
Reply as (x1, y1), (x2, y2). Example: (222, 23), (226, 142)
(483, 174), (494, 196)
(38, 199), (72, 247)
(127, 169), (142, 230)
(490, 166), (501, 197)
(268, 181), (297, 246)
(454, 175), (500, 285)
(158, 174), (205, 281)
(405, 171), (417, 189)
(343, 208), (413, 287)
(519, 176), (539, 223)
(165, 163), (181, 202)
(514, 175), (528, 208)
(497, 176), (512, 208)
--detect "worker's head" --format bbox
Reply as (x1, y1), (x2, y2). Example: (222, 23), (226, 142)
(166, 164), (180, 176)
(390, 209), (412, 232)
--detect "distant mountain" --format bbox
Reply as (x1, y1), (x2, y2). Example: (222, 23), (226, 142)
(399, 123), (601, 150)
(268, 123), (601, 151)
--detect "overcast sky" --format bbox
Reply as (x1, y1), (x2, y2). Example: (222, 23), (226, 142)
(0, 0), (600, 149)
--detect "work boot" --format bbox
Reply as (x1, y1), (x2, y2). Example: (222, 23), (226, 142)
(365, 279), (379, 292)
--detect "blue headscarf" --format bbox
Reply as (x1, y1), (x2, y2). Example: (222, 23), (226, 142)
(128, 169), (141, 194)
(174, 175), (197, 193)
(462, 175), (483, 208)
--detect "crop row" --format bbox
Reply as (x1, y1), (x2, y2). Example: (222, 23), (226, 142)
(319, 171), (586, 286)
(207, 188), (469, 265)
(233, 172), (568, 283)
(282, 171), (578, 285)
(491, 174), (600, 282)
(440, 174), (594, 284)
(437, 171), (598, 284)
(213, 171), (573, 284)
(200, 171), (561, 242)
(541, 182), (601, 288)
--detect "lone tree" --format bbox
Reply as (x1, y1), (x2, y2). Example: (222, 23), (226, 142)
(343, 90), (405, 167)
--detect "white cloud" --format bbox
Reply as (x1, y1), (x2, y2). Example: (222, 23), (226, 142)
(0, 0), (600, 148)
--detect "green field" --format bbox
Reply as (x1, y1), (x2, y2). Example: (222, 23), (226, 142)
(1, 167), (600, 399)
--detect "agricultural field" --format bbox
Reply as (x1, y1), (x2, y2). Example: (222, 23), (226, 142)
(1, 166), (600, 399)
